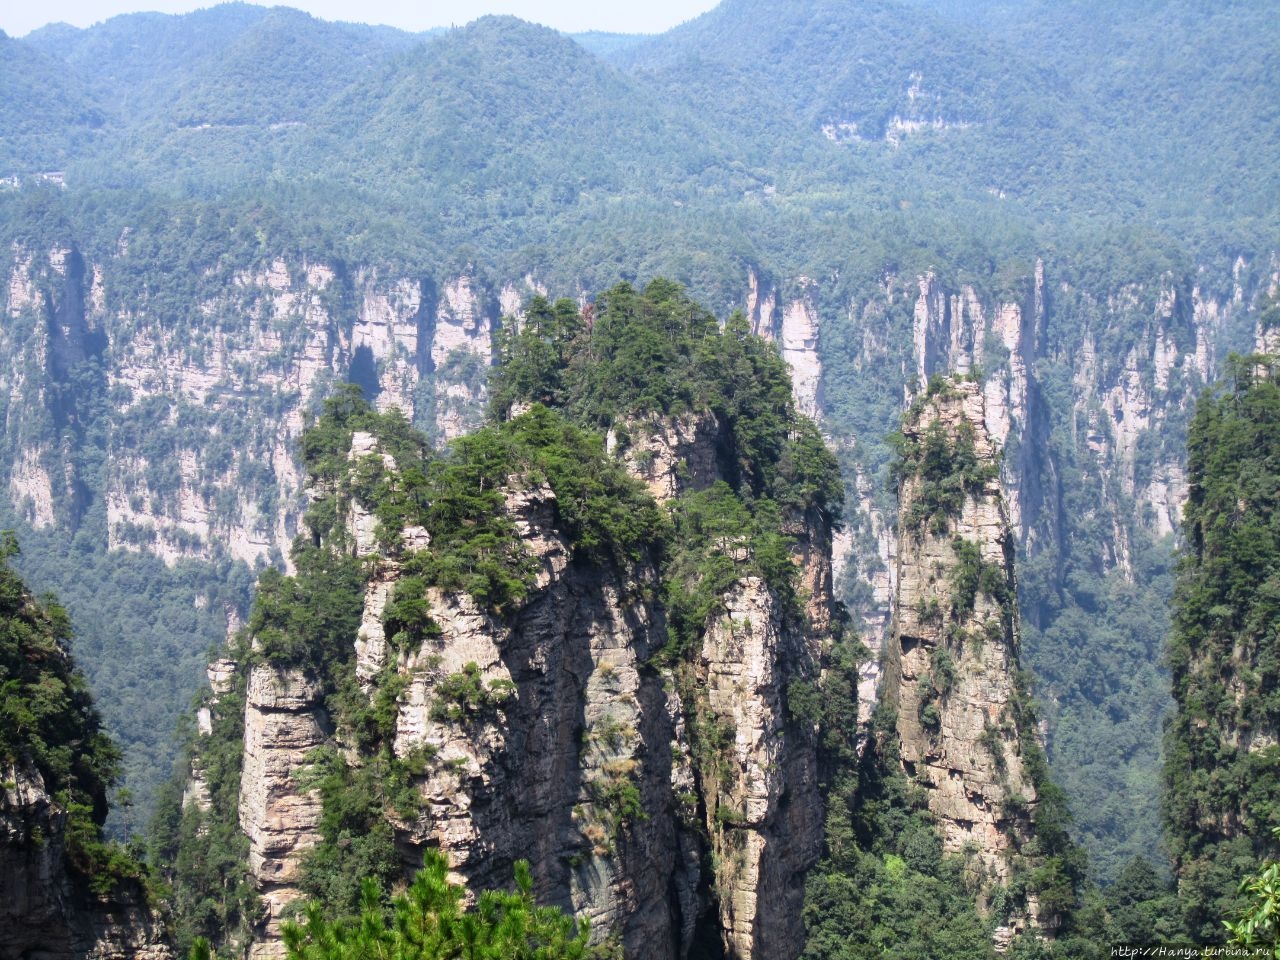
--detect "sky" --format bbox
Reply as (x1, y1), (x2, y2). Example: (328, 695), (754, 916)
(2, 0), (721, 38)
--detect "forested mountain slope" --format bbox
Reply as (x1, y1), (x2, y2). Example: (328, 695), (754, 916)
(618, 0), (1280, 231)
(0, 0), (1275, 894)
(1164, 333), (1280, 940)
(0, 31), (104, 172)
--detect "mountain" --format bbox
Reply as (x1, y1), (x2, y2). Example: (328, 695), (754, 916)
(616, 0), (1280, 230)
(0, 539), (172, 959)
(155, 283), (843, 958)
(0, 31), (105, 173)
(24, 4), (419, 124)
(0, 0), (1275, 913)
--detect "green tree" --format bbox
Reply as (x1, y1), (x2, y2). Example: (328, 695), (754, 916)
(1225, 828), (1280, 957)
(279, 850), (589, 960)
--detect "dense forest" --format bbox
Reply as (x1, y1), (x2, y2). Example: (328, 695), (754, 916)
(0, 534), (138, 886)
(0, 0), (1278, 957)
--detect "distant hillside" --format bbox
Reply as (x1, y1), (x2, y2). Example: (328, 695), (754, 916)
(615, 0), (1280, 231)
(0, 1), (1276, 892)
(0, 32), (105, 172)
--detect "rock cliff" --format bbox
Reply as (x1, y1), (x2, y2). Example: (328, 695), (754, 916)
(238, 666), (328, 958)
(882, 378), (1051, 939)
(9, 236), (1273, 891)
(2, 246), (496, 567)
(1, 762), (173, 960)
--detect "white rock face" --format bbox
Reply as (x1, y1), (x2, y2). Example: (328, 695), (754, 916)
(828, 258), (1263, 732)
(8, 448), (56, 528)
(238, 665), (327, 958)
(777, 294), (823, 420)
(884, 380), (1045, 937)
(750, 272), (823, 420)
(0, 243), (503, 569)
(432, 276), (494, 442)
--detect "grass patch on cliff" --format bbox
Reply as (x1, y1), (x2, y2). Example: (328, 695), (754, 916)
(0, 533), (160, 901)
(891, 403), (998, 537)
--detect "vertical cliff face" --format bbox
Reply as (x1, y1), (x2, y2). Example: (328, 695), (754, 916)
(379, 478), (688, 954)
(238, 666), (328, 958)
(882, 379), (1049, 939)
(693, 577), (822, 960)
(748, 272), (823, 423)
(820, 256), (1280, 878)
(832, 255), (1263, 599)
(372, 427), (827, 960)
(0, 764), (173, 960)
(205, 351), (834, 960)
(1, 245), (497, 567)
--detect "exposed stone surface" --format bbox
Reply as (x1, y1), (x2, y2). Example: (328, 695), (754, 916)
(238, 665), (328, 957)
(1, 244), (501, 568)
(749, 274), (822, 421)
(0, 763), (173, 960)
(431, 276), (494, 442)
(696, 578), (821, 960)
(882, 380), (1043, 937)
(840, 257), (1267, 729)
(388, 479), (686, 957)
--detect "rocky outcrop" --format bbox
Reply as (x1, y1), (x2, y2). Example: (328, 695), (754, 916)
(749, 273), (822, 421)
(387, 479), (691, 954)
(1, 245), (499, 567)
(882, 379), (1043, 937)
(836, 256), (1278, 729)
(0, 763), (173, 960)
(608, 411), (721, 501)
(694, 578), (821, 960)
(431, 276), (495, 443)
(238, 666), (327, 957)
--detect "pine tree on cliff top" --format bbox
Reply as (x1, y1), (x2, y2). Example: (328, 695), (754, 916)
(1164, 350), (1280, 941)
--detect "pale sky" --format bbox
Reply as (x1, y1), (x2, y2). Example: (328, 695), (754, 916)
(2, 0), (721, 39)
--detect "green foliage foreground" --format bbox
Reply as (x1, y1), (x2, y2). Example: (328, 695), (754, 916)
(0, 530), (151, 896)
(277, 851), (587, 960)
(1225, 828), (1280, 957)
(1164, 352), (1280, 940)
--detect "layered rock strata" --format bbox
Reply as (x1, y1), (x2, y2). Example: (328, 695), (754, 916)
(238, 666), (328, 958)
(882, 379), (1043, 938)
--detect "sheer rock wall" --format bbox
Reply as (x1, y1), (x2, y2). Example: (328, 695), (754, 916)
(0, 763), (173, 960)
